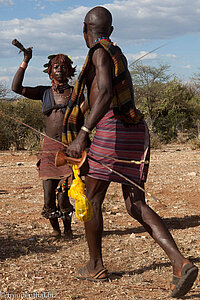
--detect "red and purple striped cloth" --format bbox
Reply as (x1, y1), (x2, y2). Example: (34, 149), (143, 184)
(38, 137), (72, 180)
(88, 110), (150, 185)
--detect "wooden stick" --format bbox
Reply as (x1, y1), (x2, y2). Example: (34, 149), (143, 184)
(12, 39), (26, 52)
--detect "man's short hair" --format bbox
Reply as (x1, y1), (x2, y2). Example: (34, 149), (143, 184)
(85, 6), (112, 36)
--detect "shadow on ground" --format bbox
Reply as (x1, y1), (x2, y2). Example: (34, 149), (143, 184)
(110, 256), (200, 277)
(0, 233), (83, 261)
(109, 256), (200, 298)
(104, 214), (200, 236)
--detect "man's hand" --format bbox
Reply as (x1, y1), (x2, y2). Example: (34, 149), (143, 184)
(66, 130), (88, 158)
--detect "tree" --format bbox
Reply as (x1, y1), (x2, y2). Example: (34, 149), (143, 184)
(152, 79), (199, 141)
(131, 63), (200, 142)
(130, 63), (171, 129)
(0, 82), (10, 100)
(191, 71), (200, 95)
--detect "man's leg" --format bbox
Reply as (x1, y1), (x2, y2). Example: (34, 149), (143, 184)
(122, 183), (189, 276)
(81, 176), (110, 277)
(42, 179), (61, 237)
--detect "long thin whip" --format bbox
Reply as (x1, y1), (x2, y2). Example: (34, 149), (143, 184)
(0, 110), (164, 204)
(128, 44), (166, 68)
(88, 155), (165, 205)
(0, 110), (67, 148)
(0, 110), (147, 165)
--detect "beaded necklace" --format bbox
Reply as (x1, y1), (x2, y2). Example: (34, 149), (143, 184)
(93, 37), (116, 46)
(53, 87), (73, 100)
(51, 79), (71, 94)
(93, 37), (111, 44)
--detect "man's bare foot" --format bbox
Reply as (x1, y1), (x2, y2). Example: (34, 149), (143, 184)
(172, 259), (190, 277)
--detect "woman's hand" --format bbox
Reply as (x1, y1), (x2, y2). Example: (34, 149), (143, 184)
(23, 47), (32, 63)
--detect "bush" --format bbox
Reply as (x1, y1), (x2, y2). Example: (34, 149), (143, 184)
(0, 99), (45, 150)
(150, 133), (163, 149)
(190, 137), (200, 150)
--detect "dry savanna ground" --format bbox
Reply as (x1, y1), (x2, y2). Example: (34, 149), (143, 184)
(0, 144), (200, 300)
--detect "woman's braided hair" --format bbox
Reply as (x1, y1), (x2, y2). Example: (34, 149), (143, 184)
(43, 54), (76, 78)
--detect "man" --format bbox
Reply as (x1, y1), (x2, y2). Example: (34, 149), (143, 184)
(64, 6), (198, 298)
(12, 49), (76, 238)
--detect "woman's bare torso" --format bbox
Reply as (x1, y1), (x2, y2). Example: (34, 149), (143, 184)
(45, 88), (72, 140)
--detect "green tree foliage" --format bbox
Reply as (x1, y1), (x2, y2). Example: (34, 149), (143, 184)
(131, 63), (171, 127)
(191, 71), (200, 103)
(0, 98), (45, 150)
(0, 82), (10, 99)
(153, 80), (200, 142)
(131, 63), (200, 142)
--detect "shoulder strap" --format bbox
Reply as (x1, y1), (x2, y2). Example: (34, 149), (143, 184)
(42, 87), (54, 115)
(89, 42), (126, 84)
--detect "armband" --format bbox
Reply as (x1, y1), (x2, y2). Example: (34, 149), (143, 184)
(20, 61), (28, 70)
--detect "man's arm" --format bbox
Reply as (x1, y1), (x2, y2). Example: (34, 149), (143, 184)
(84, 48), (113, 129)
(12, 47), (43, 100)
(66, 48), (113, 158)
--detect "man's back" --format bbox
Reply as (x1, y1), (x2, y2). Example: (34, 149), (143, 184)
(86, 41), (136, 115)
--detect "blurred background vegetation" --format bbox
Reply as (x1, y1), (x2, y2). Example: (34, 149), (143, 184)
(131, 63), (200, 148)
(0, 96), (44, 150)
(0, 63), (200, 150)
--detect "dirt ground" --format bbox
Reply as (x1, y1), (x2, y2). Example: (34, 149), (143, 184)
(0, 144), (199, 300)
